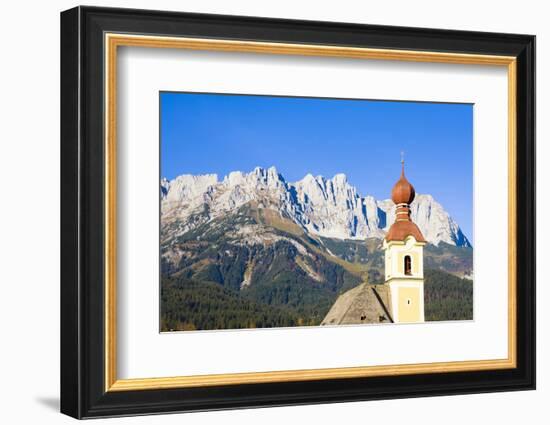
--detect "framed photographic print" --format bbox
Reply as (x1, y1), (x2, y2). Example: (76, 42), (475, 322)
(60, 6), (536, 419)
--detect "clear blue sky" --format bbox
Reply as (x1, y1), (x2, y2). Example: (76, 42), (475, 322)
(160, 92), (473, 241)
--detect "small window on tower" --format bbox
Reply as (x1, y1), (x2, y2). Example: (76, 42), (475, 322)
(404, 255), (412, 275)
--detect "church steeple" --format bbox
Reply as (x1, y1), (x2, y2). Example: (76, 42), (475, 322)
(383, 155), (426, 323)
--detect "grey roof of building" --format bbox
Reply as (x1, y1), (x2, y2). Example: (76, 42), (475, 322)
(321, 283), (393, 326)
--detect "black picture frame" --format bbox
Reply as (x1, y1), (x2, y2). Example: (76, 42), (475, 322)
(61, 5), (535, 419)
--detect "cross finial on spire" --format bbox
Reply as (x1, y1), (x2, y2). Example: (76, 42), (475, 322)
(400, 151), (405, 176)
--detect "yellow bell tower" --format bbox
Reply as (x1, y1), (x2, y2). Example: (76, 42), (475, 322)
(383, 156), (426, 323)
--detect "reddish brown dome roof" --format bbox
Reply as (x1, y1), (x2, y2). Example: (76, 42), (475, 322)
(391, 167), (416, 205)
(385, 220), (426, 243)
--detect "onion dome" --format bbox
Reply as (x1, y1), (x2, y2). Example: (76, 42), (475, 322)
(385, 157), (426, 243)
(391, 162), (416, 205)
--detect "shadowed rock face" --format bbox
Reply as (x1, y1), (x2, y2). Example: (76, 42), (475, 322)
(321, 283), (393, 326)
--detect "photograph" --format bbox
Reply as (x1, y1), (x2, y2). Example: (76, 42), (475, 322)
(159, 92), (474, 331)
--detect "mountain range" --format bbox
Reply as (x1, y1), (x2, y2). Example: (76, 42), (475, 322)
(161, 166), (470, 248)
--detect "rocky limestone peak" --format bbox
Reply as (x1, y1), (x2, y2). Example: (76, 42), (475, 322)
(223, 171), (246, 186)
(163, 173), (218, 204)
(161, 168), (471, 247)
(332, 173), (348, 186)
